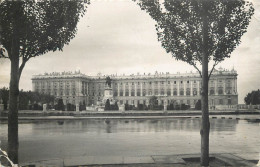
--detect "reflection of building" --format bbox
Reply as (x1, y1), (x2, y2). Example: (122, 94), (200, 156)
(31, 67), (238, 108)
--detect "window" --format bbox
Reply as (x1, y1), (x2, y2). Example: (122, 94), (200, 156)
(167, 90), (171, 96)
(219, 99), (223, 105)
(186, 88), (190, 96)
(161, 89), (164, 95)
(193, 88), (197, 95)
(210, 89), (214, 95)
(218, 88), (223, 95)
(173, 88), (177, 95)
(180, 88), (184, 95)
(187, 81), (189, 84)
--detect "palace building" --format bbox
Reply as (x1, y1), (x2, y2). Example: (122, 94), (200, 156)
(31, 67), (238, 109)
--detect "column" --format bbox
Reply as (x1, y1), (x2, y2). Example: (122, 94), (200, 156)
(223, 81), (226, 95)
(171, 82), (173, 96)
(191, 81), (193, 96)
(235, 78), (237, 94)
(86, 83), (89, 96)
(123, 83), (125, 96)
(129, 84), (131, 96)
(70, 81), (72, 96)
(164, 81), (167, 96)
(152, 82), (155, 95)
(135, 82), (137, 96)
(184, 81), (186, 96)
(141, 82), (143, 96)
(214, 79), (218, 95)
(78, 80), (82, 96)
(177, 80), (180, 96)
(197, 81), (200, 96)
(118, 84), (120, 96)
(158, 81), (161, 95)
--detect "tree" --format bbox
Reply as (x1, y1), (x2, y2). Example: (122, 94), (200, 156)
(0, 87), (9, 110)
(105, 99), (111, 111)
(135, 0), (254, 165)
(195, 100), (202, 110)
(114, 101), (119, 110)
(56, 98), (65, 111)
(0, 0), (89, 163)
(244, 90), (260, 105)
(149, 96), (158, 110)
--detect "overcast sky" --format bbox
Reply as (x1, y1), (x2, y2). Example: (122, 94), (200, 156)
(0, 0), (259, 104)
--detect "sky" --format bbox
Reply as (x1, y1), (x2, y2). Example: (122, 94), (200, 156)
(0, 0), (259, 104)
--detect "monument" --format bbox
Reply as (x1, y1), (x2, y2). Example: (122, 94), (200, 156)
(103, 76), (115, 105)
(93, 76), (117, 111)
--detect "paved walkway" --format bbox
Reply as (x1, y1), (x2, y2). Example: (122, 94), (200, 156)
(20, 152), (259, 167)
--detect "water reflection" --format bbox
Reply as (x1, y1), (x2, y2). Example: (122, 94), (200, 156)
(0, 118), (259, 164)
(28, 118), (238, 135)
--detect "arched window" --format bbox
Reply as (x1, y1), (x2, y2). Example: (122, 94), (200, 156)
(210, 89), (214, 95)
(167, 89), (171, 96)
(173, 88), (177, 95)
(161, 89), (164, 95)
(193, 88), (197, 95)
(131, 89), (135, 96)
(218, 88), (223, 95)
(180, 88), (184, 95)
(186, 88), (190, 96)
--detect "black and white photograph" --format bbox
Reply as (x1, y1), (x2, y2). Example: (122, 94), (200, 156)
(0, 0), (260, 166)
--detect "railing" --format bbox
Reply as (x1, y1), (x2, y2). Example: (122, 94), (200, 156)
(215, 104), (260, 110)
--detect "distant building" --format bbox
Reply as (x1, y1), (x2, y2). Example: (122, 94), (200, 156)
(31, 67), (238, 109)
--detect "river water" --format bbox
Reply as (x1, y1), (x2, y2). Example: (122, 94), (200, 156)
(0, 117), (259, 164)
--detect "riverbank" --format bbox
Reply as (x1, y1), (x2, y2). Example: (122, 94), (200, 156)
(19, 152), (259, 167)
(1, 109), (260, 117)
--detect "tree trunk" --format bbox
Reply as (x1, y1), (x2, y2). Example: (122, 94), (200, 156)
(200, 1), (210, 166)
(8, 34), (20, 164)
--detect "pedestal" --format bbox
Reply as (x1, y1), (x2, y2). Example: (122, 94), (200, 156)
(119, 105), (125, 112)
(43, 104), (47, 112)
(76, 104), (80, 113)
(164, 100), (167, 111)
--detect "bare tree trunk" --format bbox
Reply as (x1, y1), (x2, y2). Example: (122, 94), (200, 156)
(200, 1), (210, 166)
(8, 34), (20, 164)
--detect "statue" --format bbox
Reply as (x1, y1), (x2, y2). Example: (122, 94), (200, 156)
(105, 76), (112, 88)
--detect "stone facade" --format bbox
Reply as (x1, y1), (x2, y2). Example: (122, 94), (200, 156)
(31, 68), (238, 109)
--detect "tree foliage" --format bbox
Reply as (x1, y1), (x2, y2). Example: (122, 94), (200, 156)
(0, 0), (89, 78)
(244, 89), (260, 105)
(56, 98), (65, 111)
(0, 87), (55, 110)
(135, 0), (254, 77)
(105, 99), (111, 111)
(149, 95), (158, 110)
